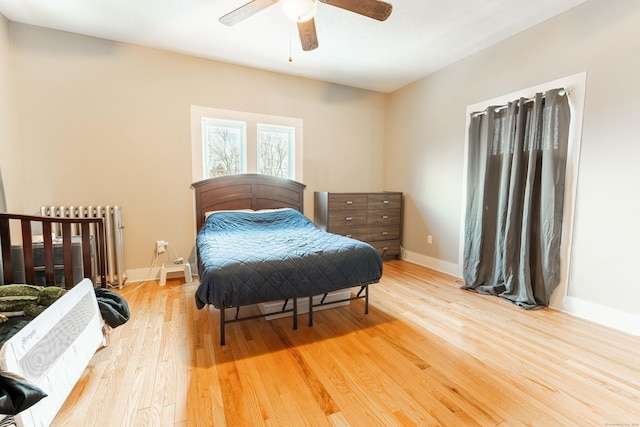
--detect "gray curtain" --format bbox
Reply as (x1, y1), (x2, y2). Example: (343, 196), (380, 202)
(462, 88), (571, 308)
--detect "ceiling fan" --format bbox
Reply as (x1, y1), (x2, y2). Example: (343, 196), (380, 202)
(219, 0), (393, 52)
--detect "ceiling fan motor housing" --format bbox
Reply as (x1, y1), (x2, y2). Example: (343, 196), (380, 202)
(281, 0), (318, 22)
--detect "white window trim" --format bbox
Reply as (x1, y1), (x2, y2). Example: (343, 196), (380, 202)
(190, 105), (304, 183)
(459, 72), (587, 309)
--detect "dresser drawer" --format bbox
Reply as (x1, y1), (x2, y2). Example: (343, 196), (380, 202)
(332, 225), (400, 242)
(367, 240), (401, 258)
(367, 194), (402, 210)
(328, 194), (368, 210)
(328, 211), (367, 227)
(366, 209), (401, 225)
(314, 191), (403, 260)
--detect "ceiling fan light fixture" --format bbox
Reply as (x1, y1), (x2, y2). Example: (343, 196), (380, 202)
(281, 0), (317, 23)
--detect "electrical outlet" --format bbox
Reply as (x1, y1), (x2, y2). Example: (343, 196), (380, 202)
(427, 235), (433, 245)
(156, 240), (167, 254)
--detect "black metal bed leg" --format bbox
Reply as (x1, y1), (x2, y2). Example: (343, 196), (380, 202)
(365, 285), (369, 315)
(293, 297), (298, 330)
(220, 308), (226, 346)
(308, 296), (313, 326)
(320, 293), (328, 304)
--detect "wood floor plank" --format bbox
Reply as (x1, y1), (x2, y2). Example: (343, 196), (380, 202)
(51, 261), (640, 426)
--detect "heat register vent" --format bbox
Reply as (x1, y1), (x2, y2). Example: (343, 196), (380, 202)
(40, 205), (126, 288)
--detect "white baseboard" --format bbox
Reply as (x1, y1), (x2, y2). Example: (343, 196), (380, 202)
(400, 249), (462, 277)
(400, 249), (639, 337)
(124, 263), (197, 284)
(125, 254), (639, 337)
(560, 296), (640, 336)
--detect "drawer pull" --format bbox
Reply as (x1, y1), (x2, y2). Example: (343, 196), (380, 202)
(345, 217), (353, 221)
(346, 234), (352, 238)
(383, 200), (390, 204)
(382, 231), (388, 235)
(346, 200), (353, 205)
(382, 215), (389, 219)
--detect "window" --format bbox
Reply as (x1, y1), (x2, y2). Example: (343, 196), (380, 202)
(191, 106), (303, 183)
(257, 124), (294, 178)
(202, 118), (245, 177)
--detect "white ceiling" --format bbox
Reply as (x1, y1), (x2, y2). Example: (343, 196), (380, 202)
(0, 0), (589, 93)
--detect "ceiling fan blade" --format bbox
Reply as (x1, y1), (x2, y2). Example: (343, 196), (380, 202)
(319, 0), (392, 21)
(297, 18), (319, 51)
(219, 0), (280, 26)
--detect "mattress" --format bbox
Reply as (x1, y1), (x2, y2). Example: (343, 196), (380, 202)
(195, 209), (383, 309)
(0, 279), (106, 426)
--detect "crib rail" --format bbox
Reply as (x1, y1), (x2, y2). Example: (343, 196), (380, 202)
(40, 205), (125, 288)
(0, 213), (107, 289)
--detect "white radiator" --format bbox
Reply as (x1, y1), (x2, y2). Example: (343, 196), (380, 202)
(40, 205), (126, 288)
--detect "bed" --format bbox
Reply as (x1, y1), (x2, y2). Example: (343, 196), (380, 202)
(0, 213), (108, 426)
(192, 174), (383, 345)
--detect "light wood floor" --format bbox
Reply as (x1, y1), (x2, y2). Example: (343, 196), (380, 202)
(52, 260), (640, 426)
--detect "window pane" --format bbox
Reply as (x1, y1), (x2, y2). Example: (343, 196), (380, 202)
(202, 118), (246, 177)
(257, 124), (294, 179)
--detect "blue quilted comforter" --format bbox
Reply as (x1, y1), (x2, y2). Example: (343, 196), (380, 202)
(195, 209), (383, 309)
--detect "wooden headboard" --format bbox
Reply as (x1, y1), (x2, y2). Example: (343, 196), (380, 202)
(191, 174), (307, 231)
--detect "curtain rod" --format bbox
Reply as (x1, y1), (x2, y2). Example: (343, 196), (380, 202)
(471, 89), (570, 118)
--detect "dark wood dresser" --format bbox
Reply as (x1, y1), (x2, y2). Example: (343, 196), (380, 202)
(314, 191), (403, 260)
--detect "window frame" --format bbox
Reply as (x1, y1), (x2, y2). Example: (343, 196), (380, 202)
(190, 106), (303, 183)
(201, 117), (247, 177)
(257, 123), (295, 179)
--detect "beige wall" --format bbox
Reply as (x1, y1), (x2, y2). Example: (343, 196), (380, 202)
(7, 23), (387, 276)
(0, 15), (8, 194)
(0, 15), (23, 213)
(386, 0), (640, 321)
